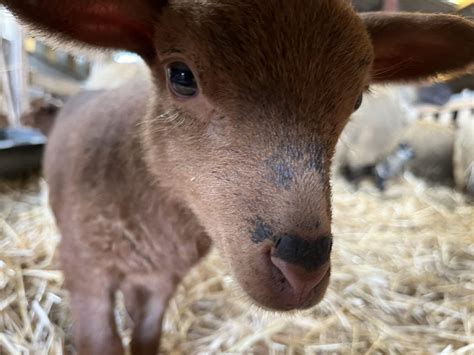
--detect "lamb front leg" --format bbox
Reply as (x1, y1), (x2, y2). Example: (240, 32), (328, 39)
(68, 274), (124, 355)
(120, 275), (178, 355)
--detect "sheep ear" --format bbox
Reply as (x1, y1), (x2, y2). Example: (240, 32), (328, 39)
(361, 12), (474, 82)
(1, 0), (162, 59)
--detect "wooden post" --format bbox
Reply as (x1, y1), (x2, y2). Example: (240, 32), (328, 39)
(0, 8), (29, 127)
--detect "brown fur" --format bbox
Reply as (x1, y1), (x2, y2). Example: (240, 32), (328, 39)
(3, 0), (474, 353)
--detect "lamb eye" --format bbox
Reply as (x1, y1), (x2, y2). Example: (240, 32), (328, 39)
(167, 62), (198, 97)
(354, 94), (363, 111)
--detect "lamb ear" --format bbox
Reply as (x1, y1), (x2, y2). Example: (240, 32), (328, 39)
(361, 12), (474, 82)
(1, 0), (163, 59)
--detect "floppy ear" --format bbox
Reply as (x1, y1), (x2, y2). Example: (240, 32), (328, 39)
(361, 13), (474, 82)
(1, 0), (163, 59)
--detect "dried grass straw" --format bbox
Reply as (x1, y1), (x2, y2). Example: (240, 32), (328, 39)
(1, 174), (473, 354)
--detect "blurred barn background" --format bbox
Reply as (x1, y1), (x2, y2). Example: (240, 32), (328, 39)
(1, 0), (473, 354)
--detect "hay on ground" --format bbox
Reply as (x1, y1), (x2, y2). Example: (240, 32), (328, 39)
(0, 174), (473, 354)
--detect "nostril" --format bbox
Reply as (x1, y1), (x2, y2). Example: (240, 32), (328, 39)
(271, 256), (330, 303)
(274, 236), (282, 248)
(272, 234), (332, 270)
(322, 237), (333, 255)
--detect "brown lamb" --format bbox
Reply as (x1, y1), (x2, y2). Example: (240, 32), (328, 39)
(2, 0), (474, 354)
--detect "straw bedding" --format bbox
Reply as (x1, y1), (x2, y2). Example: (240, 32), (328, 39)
(0, 174), (473, 354)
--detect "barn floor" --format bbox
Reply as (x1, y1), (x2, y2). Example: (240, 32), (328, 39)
(0, 174), (473, 354)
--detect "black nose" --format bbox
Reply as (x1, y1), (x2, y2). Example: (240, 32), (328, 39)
(272, 234), (332, 270)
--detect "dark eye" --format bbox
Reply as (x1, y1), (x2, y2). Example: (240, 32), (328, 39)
(354, 94), (363, 111)
(167, 62), (198, 97)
